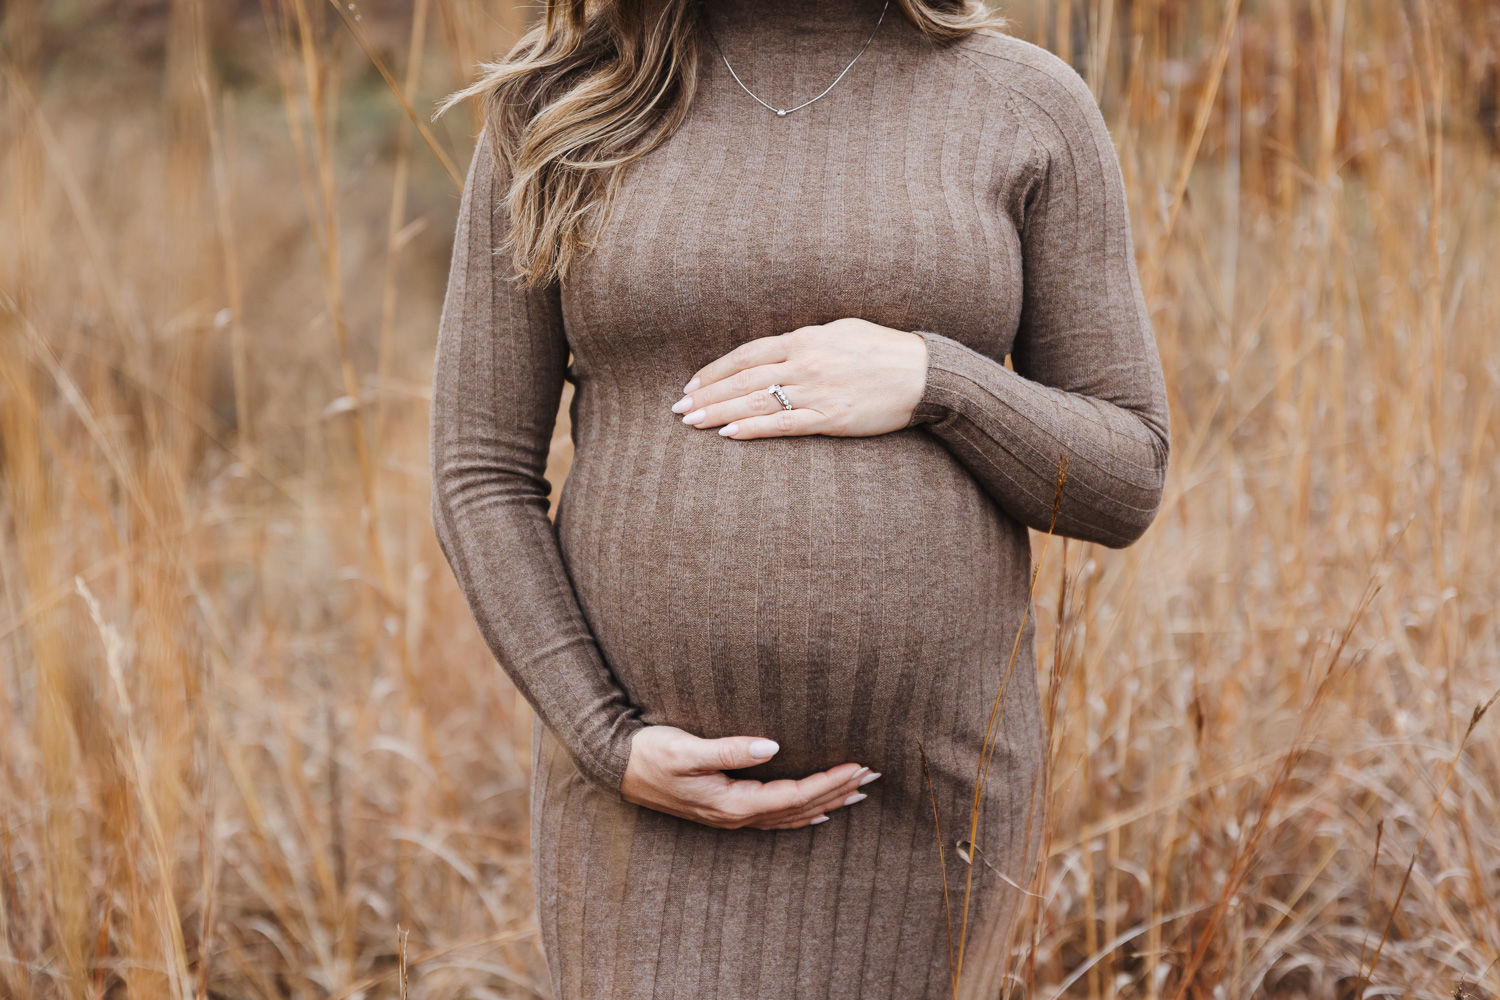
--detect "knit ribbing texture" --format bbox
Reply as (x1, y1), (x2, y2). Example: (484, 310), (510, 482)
(429, 0), (1170, 994)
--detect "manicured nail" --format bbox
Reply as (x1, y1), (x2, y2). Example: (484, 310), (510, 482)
(683, 377), (701, 393)
(858, 771), (881, 787)
(748, 739), (779, 759)
(844, 792), (867, 806)
(682, 409), (706, 425)
(849, 767), (870, 784)
(671, 396), (693, 413)
(719, 423), (739, 436)
(809, 815), (830, 825)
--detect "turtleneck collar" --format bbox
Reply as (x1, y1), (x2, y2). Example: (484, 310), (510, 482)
(703, 0), (892, 43)
(700, 0), (897, 111)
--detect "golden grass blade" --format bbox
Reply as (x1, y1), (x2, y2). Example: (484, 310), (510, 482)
(1167, 570), (1387, 1000)
(918, 738), (958, 999)
(1352, 818), (1385, 991)
(1142, 0), (1243, 299)
(324, 0), (463, 189)
(326, 926), (537, 1000)
(954, 455), (1067, 989)
(1356, 688), (1500, 995)
(75, 577), (194, 1000)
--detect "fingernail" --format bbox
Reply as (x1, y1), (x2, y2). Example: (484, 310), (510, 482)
(671, 396), (693, 413)
(844, 792), (867, 806)
(748, 739), (779, 759)
(858, 771), (881, 787)
(719, 423), (739, 436)
(682, 409), (706, 425)
(810, 815), (830, 825)
(683, 377), (700, 393)
(849, 766), (870, 784)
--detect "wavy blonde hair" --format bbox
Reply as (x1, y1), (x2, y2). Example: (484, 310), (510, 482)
(440, 0), (1005, 288)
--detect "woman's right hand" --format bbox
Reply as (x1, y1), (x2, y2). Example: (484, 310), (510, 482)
(619, 726), (880, 830)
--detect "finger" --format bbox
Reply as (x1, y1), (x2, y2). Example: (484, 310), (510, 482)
(683, 384), (805, 430)
(674, 363), (797, 414)
(671, 734), (782, 774)
(761, 779), (875, 830)
(724, 761), (866, 821)
(703, 764), (880, 830)
(718, 407), (823, 440)
(761, 814), (830, 831)
(764, 811), (846, 830)
(684, 336), (793, 393)
(800, 769), (880, 817)
(766, 766), (875, 821)
(749, 768), (882, 829)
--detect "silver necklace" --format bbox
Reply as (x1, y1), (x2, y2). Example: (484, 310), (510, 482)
(703, 0), (890, 118)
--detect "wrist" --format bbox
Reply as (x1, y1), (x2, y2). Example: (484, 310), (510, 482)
(904, 329), (947, 429)
(619, 724), (649, 802)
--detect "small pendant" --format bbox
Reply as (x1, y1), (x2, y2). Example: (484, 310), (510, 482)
(775, 109), (786, 117)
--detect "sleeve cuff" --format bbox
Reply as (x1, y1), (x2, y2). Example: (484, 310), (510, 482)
(592, 717), (646, 799)
(904, 329), (1000, 429)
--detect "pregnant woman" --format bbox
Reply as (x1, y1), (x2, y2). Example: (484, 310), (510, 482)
(429, 0), (1169, 996)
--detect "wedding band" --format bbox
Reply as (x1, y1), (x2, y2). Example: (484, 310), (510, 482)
(767, 383), (793, 410)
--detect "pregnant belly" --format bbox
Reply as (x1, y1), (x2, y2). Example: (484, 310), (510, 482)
(556, 426), (1034, 781)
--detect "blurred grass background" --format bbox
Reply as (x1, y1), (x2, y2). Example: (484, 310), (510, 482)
(1, 0), (1498, 997)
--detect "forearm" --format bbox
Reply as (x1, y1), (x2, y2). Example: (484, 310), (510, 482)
(428, 125), (643, 796)
(429, 473), (643, 791)
(907, 329), (1169, 548)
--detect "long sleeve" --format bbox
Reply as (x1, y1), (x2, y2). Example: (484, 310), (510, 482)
(906, 51), (1170, 549)
(429, 129), (643, 796)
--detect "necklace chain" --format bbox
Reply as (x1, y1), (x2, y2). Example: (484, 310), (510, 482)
(703, 0), (891, 118)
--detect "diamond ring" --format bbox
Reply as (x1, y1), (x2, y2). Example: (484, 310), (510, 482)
(766, 384), (794, 411)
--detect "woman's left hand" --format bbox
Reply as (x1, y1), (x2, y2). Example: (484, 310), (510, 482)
(671, 318), (928, 439)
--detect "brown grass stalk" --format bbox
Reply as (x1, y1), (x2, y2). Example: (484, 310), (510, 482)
(952, 454), (1069, 992)
(918, 739), (959, 999)
(1355, 689), (1500, 996)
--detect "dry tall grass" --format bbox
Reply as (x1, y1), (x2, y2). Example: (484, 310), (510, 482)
(1, 1), (1497, 997)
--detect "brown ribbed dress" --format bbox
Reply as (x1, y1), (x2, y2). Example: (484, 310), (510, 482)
(429, 1), (1169, 996)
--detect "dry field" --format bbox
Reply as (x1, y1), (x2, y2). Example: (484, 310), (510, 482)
(1, 0), (1497, 997)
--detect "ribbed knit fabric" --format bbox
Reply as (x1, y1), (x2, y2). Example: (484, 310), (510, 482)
(428, 0), (1169, 995)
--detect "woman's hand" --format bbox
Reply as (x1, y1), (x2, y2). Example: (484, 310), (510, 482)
(620, 726), (880, 830)
(670, 318), (927, 439)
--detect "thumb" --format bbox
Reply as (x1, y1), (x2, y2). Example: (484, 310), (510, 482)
(680, 735), (780, 772)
